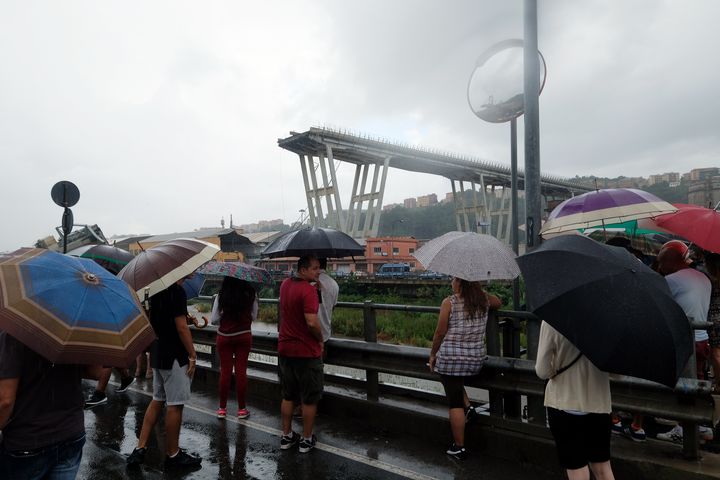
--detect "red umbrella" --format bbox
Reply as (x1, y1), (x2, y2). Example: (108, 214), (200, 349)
(654, 204), (720, 253)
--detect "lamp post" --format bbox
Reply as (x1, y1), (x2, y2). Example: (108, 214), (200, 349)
(467, 34), (546, 421)
(467, 38), (546, 308)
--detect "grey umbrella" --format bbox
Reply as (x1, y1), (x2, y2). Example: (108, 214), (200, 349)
(412, 231), (520, 282)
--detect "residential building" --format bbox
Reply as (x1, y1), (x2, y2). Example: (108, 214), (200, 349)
(403, 197), (417, 209)
(688, 173), (720, 208)
(648, 172), (681, 186)
(689, 167), (720, 182)
(416, 193), (438, 207)
(364, 236), (419, 273)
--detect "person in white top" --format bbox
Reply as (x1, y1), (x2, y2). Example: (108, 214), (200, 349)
(536, 321), (614, 480)
(317, 258), (339, 344)
(655, 241), (715, 444)
(657, 240), (711, 378)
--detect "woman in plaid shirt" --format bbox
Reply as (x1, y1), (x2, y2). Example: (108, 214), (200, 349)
(429, 277), (501, 459)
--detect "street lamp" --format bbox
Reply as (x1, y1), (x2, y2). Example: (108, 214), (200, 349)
(467, 38), (546, 307)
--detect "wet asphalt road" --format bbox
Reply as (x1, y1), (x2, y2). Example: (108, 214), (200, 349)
(77, 377), (558, 479)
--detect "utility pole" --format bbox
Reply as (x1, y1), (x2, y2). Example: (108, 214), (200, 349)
(524, 0), (542, 249)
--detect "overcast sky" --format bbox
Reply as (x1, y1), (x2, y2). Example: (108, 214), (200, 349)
(1, 1), (718, 251)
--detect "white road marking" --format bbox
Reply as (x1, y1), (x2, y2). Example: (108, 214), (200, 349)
(123, 384), (437, 480)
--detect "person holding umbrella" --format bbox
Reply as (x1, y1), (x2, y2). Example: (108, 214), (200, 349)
(277, 255), (324, 454)
(0, 332), (103, 479)
(428, 277), (501, 460)
(0, 249), (153, 479)
(535, 321), (615, 480)
(211, 276), (257, 419)
(126, 276), (202, 470)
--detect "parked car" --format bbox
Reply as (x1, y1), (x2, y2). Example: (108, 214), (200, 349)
(375, 263), (411, 278)
(419, 270), (446, 280)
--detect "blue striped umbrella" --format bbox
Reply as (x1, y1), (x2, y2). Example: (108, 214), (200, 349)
(0, 248), (154, 367)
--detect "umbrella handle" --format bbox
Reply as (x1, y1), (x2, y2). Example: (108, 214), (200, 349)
(186, 314), (208, 329)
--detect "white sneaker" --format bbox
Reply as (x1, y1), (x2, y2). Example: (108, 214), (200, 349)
(700, 426), (714, 442)
(657, 425), (714, 444)
(657, 425), (683, 443)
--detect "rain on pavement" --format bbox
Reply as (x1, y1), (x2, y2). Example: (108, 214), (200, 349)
(78, 377), (558, 480)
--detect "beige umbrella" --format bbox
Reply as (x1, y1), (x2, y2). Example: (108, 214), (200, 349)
(412, 231), (520, 282)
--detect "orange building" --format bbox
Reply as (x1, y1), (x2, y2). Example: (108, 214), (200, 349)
(258, 236), (421, 276)
(363, 237), (419, 274)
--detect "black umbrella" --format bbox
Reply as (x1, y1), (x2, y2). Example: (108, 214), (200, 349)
(67, 244), (135, 275)
(516, 235), (693, 387)
(261, 227), (364, 259)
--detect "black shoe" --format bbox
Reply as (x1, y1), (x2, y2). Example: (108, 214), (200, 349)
(298, 434), (317, 453)
(126, 447), (147, 467)
(280, 431), (300, 450)
(164, 449), (202, 469)
(465, 405), (479, 424)
(85, 391), (107, 408)
(116, 376), (134, 393)
(446, 443), (467, 460)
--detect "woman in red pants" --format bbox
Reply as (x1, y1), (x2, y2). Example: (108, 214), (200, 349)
(212, 277), (257, 419)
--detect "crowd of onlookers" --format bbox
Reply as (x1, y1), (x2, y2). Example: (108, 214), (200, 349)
(2, 239), (718, 479)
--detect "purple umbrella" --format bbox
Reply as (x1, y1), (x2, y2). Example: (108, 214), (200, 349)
(540, 188), (677, 236)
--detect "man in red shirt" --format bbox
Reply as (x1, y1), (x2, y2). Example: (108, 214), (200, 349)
(278, 255), (323, 453)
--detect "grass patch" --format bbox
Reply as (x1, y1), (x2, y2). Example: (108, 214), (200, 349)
(252, 282), (523, 347)
(330, 307), (436, 347)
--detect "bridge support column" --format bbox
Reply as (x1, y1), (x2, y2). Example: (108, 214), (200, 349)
(451, 179), (490, 233)
(298, 149), (345, 229)
(346, 157), (390, 238)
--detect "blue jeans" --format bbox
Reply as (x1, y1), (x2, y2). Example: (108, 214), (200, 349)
(0, 434), (85, 480)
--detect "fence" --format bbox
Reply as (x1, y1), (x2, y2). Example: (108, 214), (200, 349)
(191, 297), (715, 459)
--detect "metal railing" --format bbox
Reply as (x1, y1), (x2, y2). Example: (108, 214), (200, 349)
(190, 297), (714, 459)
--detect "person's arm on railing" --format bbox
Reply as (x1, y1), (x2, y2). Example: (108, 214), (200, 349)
(429, 297), (451, 371)
(487, 293), (502, 310)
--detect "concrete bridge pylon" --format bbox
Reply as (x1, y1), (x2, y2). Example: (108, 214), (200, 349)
(279, 127), (589, 242)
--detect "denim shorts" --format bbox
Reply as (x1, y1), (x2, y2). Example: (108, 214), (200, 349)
(0, 433), (85, 480)
(153, 360), (192, 406)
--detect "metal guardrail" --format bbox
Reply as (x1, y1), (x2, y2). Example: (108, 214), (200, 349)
(191, 297), (715, 459)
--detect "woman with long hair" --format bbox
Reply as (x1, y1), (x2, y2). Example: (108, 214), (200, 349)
(429, 277), (501, 459)
(212, 277), (257, 419)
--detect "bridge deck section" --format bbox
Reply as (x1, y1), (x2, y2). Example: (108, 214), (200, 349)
(278, 127), (591, 196)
